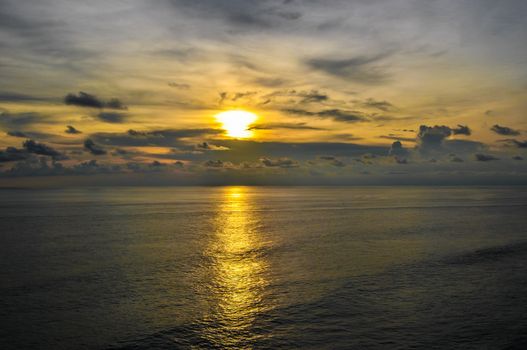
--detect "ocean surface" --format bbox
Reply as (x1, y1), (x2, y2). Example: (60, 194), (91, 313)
(1, 186), (527, 349)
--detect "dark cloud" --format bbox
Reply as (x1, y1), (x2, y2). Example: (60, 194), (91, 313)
(508, 139), (527, 148)
(0, 146), (27, 162)
(443, 140), (484, 154)
(296, 90), (328, 104)
(0, 91), (45, 102)
(318, 156), (346, 167)
(417, 125), (479, 154)
(126, 128), (223, 140)
(306, 53), (391, 84)
(105, 98), (127, 110)
(65, 125), (82, 134)
(168, 82), (191, 89)
(210, 140), (387, 163)
(1, 156), (66, 177)
(91, 128), (223, 148)
(283, 108), (366, 123)
(64, 92), (103, 108)
(260, 157), (299, 168)
(0, 110), (47, 128)
(169, 0), (302, 29)
(97, 112), (127, 123)
(372, 115), (422, 122)
(379, 135), (416, 142)
(475, 154), (499, 161)
(84, 139), (107, 155)
(250, 122), (324, 130)
(7, 131), (27, 138)
(263, 89), (329, 105)
(204, 159), (226, 168)
(394, 157), (407, 164)
(360, 98), (394, 111)
(389, 141), (409, 158)
(332, 159), (346, 167)
(23, 139), (63, 159)
(136, 139), (387, 165)
(64, 92), (127, 110)
(417, 125), (452, 151)
(219, 91), (258, 103)
(490, 124), (520, 136)
(196, 142), (229, 151)
(6, 129), (62, 141)
(452, 124), (471, 136)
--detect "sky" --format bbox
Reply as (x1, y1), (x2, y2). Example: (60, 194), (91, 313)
(0, 0), (526, 186)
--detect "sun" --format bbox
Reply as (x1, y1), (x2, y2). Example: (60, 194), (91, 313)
(215, 110), (258, 138)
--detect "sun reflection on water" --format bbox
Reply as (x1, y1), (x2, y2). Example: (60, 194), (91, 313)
(201, 187), (269, 348)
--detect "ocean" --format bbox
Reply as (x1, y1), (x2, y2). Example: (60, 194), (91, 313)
(1, 186), (527, 349)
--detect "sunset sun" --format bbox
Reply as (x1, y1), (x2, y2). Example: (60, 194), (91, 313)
(215, 110), (258, 138)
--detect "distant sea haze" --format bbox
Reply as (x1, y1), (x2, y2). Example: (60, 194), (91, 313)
(1, 186), (527, 349)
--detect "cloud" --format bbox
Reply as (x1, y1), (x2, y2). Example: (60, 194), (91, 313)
(318, 156), (346, 167)
(360, 98), (394, 111)
(169, 0), (302, 30)
(379, 135), (416, 142)
(65, 125), (82, 134)
(261, 89), (330, 106)
(6, 129), (62, 141)
(219, 91), (258, 104)
(475, 154), (499, 161)
(306, 53), (391, 84)
(443, 140), (484, 154)
(7, 131), (28, 138)
(23, 139), (63, 159)
(209, 139), (387, 163)
(389, 140), (409, 157)
(452, 124), (471, 136)
(105, 98), (127, 110)
(250, 122), (324, 130)
(196, 142), (229, 151)
(0, 91), (46, 102)
(0, 110), (48, 128)
(0, 146), (27, 163)
(204, 159), (228, 168)
(416, 124), (481, 155)
(296, 90), (328, 104)
(97, 112), (127, 123)
(168, 82), (191, 89)
(260, 157), (299, 168)
(283, 108), (366, 123)
(91, 128), (223, 148)
(84, 139), (107, 155)
(64, 92), (103, 108)
(64, 92), (127, 110)
(417, 125), (452, 150)
(503, 139), (527, 148)
(490, 124), (520, 136)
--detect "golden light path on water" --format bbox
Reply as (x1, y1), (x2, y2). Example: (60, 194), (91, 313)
(201, 187), (270, 348)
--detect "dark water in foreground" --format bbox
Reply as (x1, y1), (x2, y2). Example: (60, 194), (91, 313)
(1, 186), (527, 349)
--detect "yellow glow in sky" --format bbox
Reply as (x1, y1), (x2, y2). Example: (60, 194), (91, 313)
(215, 110), (257, 138)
